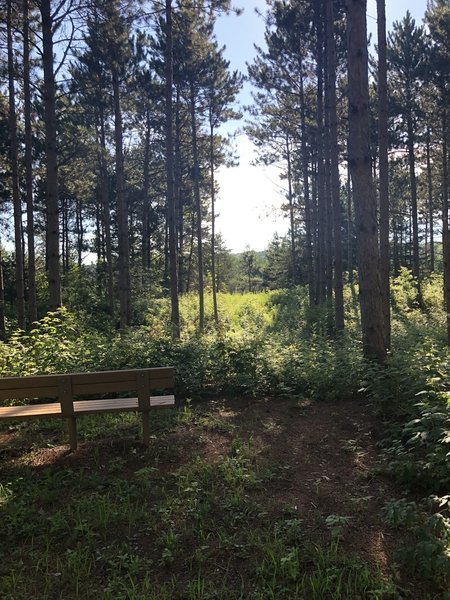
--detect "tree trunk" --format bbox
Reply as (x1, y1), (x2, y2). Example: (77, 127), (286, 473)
(393, 218), (400, 275)
(347, 160), (354, 282)
(210, 122), (219, 323)
(98, 107), (114, 318)
(286, 135), (297, 285)
(324, 141), (334, 302)
(407, 112), (422, 304)
(377, 0), (390, 348)
(442, 108), (450, 344)
(299, 54), (314, 305)
(165, 0), (180, 339)
(186, 211), (196, 294)
(175, 85), (184, 294)
(142, 110), (151, 273)
(190, 84), (205, 331)
(426, 127), (435, 272)
(326, 0), (344, 332)
(8, 0), (26, 329)
(0, 247), (5, 339)
(61, 197), (67, 272)
(315, 1), (326, 305)
(76, 198), (83, 268)
(112, 69), (130, 328)
(23, 0), (37, 325)
(347, 0), (386, 362)
(40, 0), (62, 310)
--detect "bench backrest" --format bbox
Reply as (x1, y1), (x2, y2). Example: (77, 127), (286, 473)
(0, 367), (174, 406)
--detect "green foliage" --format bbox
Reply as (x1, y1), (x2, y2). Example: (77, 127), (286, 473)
(391, 267), (422, 313)
(0, 405), (399, 599)
(1, 275), (449, 594)
(0, 308), (103, 377)
(382, 497), (450, 588)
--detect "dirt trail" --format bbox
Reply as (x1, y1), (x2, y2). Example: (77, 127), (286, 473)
(195, 396), (397, 570)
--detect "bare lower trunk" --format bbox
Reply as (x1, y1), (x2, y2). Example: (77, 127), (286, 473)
(23, 0), (37, 325)
(113, 69), (130, 328)
(426, 127), (435, 272)
(210, 123), (219, 323)
(442, 108), (450, 345)
(190, 85), (204, 331)
(377, 0), (390, 348)
(326, 0), (344, 332)
(142, 111), (151, 273)
(76, 198), (83, 268)
(41, 0), (61, 310)
(347, 160), (354, 282)
(98, 107), (114, 318)
(0, 248), (5, 339)
(315, 1), (326, 305)
(299, 55), (313, 304)
(165, 0), (180, 339)
(7, 0), (25, 329)
(175, 86), (184, 294)
(407, 113), (421, 305)
(347, 0), (386, 362)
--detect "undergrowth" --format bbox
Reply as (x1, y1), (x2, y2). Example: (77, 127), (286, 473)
(0, 270), (449, 594)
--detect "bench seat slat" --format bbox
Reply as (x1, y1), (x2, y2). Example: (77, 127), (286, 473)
(0, 396), (176, 421)
(0, 403), (62, 419)
(74, 397), (138, 413)
(74, 396), (175, 414)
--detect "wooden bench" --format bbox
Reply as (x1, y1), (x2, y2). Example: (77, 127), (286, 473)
(0, 367), (175, 450)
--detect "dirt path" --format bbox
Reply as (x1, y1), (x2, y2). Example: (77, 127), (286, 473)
(190, 396), (397, 571)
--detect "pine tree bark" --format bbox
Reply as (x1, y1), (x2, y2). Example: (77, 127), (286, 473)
(175, 86), (184, 295)
(23, 0), (37, 325)
(40, 0), (62, 310)
(165, 0), (180, 339)
(0, 248), (5, 340)
(347, 0), (386, 362)
(190, 84), (205, 331)
(286, 135), (297, 285)
(377, 0), (390, 348)
(315, 1), (326, 305)
(299, 54), (314, 305)
(98, 107), (114, 318)
(7, 0), (26, 329)
(442, 108), (450, 345)
(112, 68), (131, 328)
(426, 127), (435, 272)
(75, 198), (83, 268)
(407, 112), (422, 304)
(142, 110), (151, 273)
(326, 0), (344, 331)
(210, 122), (219, 323)
(347, 160), (354, 282)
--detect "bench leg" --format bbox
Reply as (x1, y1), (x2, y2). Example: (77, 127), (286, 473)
(142, 412), (150, 446)
(68, 416), (77, 451)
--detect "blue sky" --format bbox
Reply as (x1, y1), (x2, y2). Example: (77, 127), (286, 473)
(213, 0), (429, 253)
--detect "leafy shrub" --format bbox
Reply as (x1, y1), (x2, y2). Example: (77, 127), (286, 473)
(391, 267), (421, 313)
(0, 308), (103, 377)
(382, 497), (450, 588)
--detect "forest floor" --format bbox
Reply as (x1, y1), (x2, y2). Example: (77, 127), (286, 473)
(0, 396), (434, 599)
